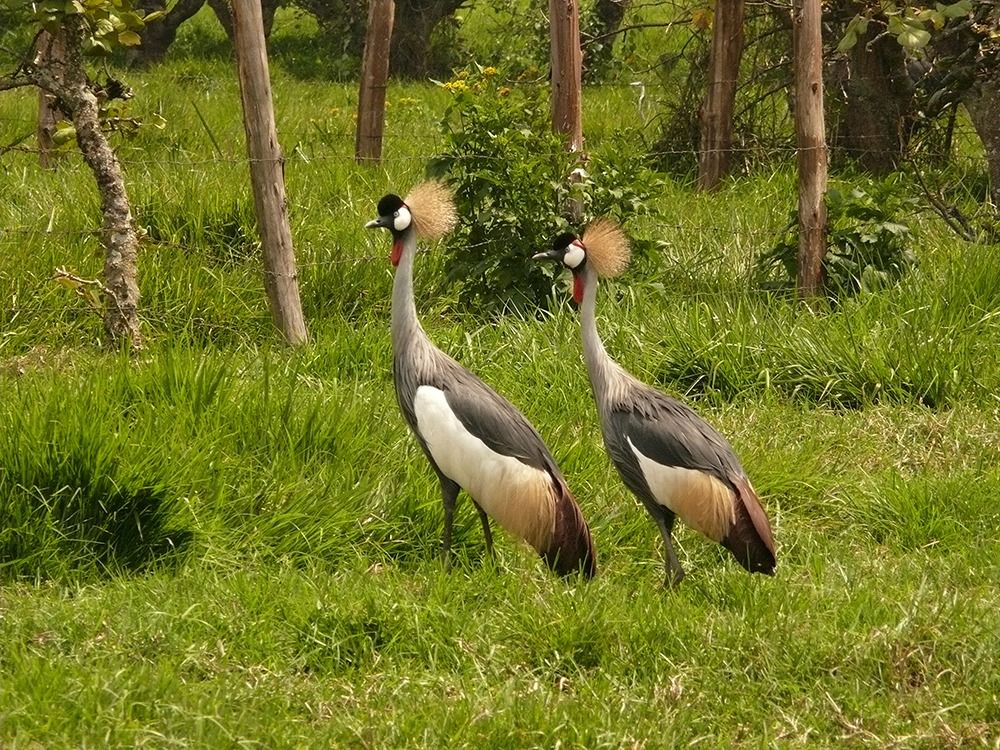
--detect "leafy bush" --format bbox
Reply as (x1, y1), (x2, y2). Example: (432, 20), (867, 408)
(756, 178), (919, 300)
(429, 67), (662, 314)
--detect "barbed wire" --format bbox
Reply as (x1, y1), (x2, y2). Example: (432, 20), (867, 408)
(0, 142), (989, 167)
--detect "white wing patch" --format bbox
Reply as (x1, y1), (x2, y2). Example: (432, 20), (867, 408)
(414, 385), (556, 551)
(627, 436), (735, 542)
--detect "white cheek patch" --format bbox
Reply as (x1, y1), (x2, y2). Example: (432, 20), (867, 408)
(563, 242), (585, 269)
(393, 206), (412, 231)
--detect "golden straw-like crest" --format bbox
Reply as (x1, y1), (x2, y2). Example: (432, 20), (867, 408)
(582, 218), (630, 278)
(404, 180), (458, 240)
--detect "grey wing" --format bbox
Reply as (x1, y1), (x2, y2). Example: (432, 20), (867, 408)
(607, 387), (746, 483)
(436, 364), (558, 475)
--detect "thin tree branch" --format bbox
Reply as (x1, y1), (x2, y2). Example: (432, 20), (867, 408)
(583, 19), (692, 47)
(0, 75), (34, 91)
(910, 164), (977, 242)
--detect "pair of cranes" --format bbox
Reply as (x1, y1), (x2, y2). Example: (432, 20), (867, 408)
(365, 181), (776, 586)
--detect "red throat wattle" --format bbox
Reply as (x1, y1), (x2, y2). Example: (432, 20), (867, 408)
(391, 238), (403, 267)
(572, 273), (585, 304)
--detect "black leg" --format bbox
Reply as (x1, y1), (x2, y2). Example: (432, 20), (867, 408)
(472, 501), (495, 559)
(440, 479), (460, 569)
(653, 510), (685, 588)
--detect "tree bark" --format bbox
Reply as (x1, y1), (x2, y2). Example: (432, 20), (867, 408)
(208, 0), (280, 40)
(132, 0), (207, 65)
(388, 0), (464, 78)
(550, 0), (585, 222)
(232, 0), (309, 346)
(834, 18), (913, 174)
(356, 0), (395, 163)
(792, 0), (827, 301)
(697, 0), (746, 191)
(30, 22), (143, 348)
(34, 31), (65, 170)
(550, 0), (584, 155)
(586, 0), (631, 76)
(963, 79), (1000, 212)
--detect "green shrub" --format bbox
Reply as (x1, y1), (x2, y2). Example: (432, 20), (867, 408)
(429, 67), (662, 313)
(756, 177), (919, 300)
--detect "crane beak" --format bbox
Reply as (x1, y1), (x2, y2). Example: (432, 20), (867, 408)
(532, 249), (561, 262)
(365, 216), (390, 229)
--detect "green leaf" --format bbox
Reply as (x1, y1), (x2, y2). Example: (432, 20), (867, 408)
(941, 0), (971, 18)
(119, 10), (144, 27)
(51, 122), (76, 145)
(117, 29), (141, 45)
(837, 30), (859, 53)
(142, 9), (164, 22)
(897, 27), (931, 49)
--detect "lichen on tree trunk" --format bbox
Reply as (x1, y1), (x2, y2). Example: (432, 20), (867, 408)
(31, 21), (142, 349)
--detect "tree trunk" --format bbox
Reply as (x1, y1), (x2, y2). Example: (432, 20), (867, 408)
(834, 18), (913, 174)
(232, 0), (309, 346)
(792, 0), (827, 302)
(132, 0), (207, 65)
(30, 22), (142, 347)
(697, 0), (746, 191)
(34, 31), (65, 170)
(550, 0), (585, 221)
(208, 0), (280, 40)
(586, 0), (631, 76)
(963, 78), (1000, 212)
(356, 0), (395, 163)
(389, 0), (463, 78)
(550, 0), (584, 153)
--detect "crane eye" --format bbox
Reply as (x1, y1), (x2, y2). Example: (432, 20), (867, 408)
(393, 210), (399, 218)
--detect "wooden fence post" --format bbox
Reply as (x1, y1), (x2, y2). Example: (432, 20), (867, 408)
(232, 0), (309, 345)
(549, 0), (585, 221)
(697, 0), (746, 191)
(792, 0), (827, 301)
(356, 0), (395, 163)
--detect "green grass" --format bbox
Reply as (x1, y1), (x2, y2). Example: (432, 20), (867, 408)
(2, 10), (1000, 747)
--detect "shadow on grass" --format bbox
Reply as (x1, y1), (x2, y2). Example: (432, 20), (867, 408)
(0, 478), (192, 581)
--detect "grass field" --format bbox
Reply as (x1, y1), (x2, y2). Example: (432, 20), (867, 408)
(2, 8), (1000, 748)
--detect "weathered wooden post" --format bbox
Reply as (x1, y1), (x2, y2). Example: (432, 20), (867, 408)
(356, 0), (395, 164)
(549, 0), (585, 221)
(232, 0), (309, 345)
(792, 0), (827, 301)
(697, 0), (746, 191)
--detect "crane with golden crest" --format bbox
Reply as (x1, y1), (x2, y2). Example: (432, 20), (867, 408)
(534, 219), (776, 585)
(365, 181), (597, 578)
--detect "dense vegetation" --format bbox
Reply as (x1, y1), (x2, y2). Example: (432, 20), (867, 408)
(2, 7), (999, 748)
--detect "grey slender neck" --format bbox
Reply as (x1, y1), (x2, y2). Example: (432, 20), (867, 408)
(391, 228), (423, 349)
(578, 264), (622, 407)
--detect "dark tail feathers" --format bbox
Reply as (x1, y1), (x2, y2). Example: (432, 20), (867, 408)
(722, 474), (776, 575)
(542, 480), (597, 579)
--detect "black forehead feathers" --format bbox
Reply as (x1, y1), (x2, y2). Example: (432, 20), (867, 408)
(377, 193), (405, 217)
(552, 232), (578, 252)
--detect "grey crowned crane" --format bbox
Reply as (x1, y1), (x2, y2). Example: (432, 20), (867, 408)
(533, 219), (775, 585)
(365, 181), (596, 578)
